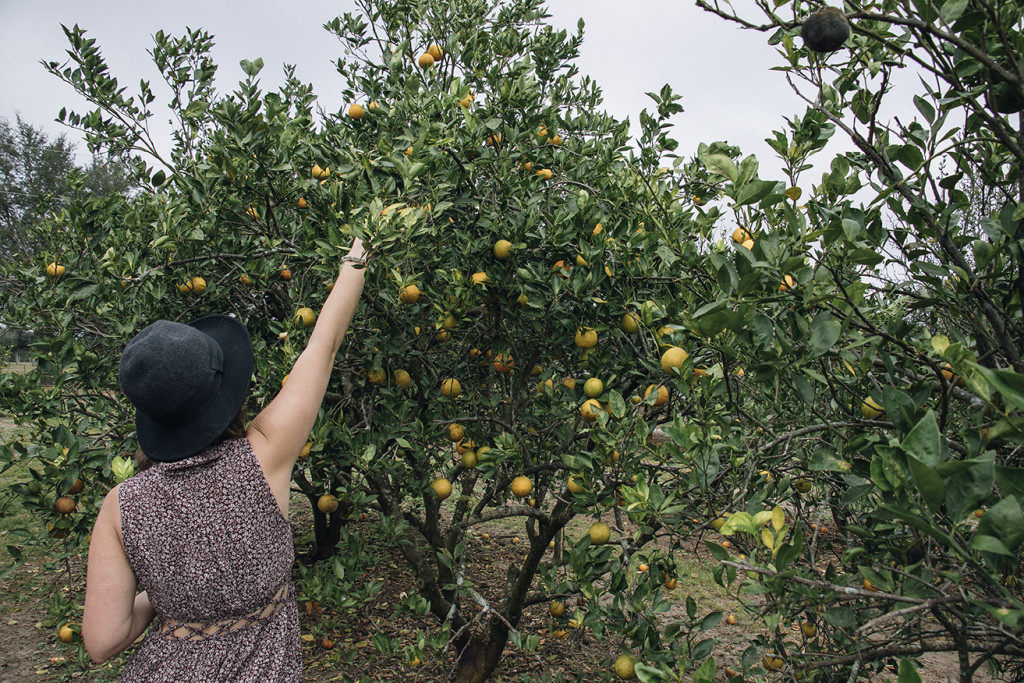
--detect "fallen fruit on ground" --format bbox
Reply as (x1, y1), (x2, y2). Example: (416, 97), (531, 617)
(58, 624), (76, 643)
(613, 653), (637, 680)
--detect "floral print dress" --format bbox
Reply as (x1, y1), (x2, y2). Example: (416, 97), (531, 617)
(118, 437), (301, 682)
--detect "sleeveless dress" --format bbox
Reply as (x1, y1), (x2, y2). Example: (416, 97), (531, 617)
(118, 437), (301, 682)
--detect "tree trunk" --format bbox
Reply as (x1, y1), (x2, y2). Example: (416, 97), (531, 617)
(454, 621), (509, 683)
(305, 501), (347, 563)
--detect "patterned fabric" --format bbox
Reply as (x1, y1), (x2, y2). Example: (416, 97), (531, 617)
(118, 437), (301, 682)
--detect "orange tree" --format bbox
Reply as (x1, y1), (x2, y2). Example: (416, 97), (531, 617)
(629, 1), (1024, 681)
(0, 2), (726, 681)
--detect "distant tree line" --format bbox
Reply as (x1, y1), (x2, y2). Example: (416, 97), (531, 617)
(0, 114), (136, 362)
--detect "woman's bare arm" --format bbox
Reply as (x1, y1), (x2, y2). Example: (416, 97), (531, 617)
(248, 238), (368, 510)
(82, 485), (156, 663)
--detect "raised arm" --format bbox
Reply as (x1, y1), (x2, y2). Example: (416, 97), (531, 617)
(248, 239), (367, 509)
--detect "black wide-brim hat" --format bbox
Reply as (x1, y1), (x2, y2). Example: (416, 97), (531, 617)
(118, 314), (253, 462)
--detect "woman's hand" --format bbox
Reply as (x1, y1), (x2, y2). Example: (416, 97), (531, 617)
(347, 236), (367, 262)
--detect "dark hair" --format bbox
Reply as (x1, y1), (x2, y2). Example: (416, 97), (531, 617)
(133, 407), (248, 474)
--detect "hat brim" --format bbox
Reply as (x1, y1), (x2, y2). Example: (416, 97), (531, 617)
(135, 315), (253, 462)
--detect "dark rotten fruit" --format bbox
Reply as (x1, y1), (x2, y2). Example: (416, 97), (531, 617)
(801, 7), (851, 53)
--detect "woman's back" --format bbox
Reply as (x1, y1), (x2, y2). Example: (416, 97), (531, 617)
(117, 437), (300, 682)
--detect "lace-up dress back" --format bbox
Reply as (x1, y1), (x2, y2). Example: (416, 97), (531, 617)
(118, 437), (301, 682)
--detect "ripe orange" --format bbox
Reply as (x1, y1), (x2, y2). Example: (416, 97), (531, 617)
(589, 522), (611, 545)
(510, 476), (533, 497)
(394, 369), (412, 390)
(660, 346), (688, 374)
(471, 271), (489, 286)
(312, 164), (330, 179)
(348, 103), (365, 119)
(239, 274), (254, 287)
(613, 653), (636, 679)
(536, 168), (553, 181)
(664, 576), (677, 590)
(317, 494), (339, 514)
(455, 439), (475, 455)
(778, 274), (796, 292)
(644, 384), (668, 406)
(861, 396), (884, 419)
(427, 43), (444, 61)
(493, 239), (513, 261)
(54, 497), (77, 515)
(731, 227), (751, 243)
(418, 52), (435, 69)
(299, 442), (312, 460)
(567, 474), (585, 494)
(441, 378), (462, 397)
(294, 307), (316, 328)
(46, 262), (66, 278)
(68, 478), (84, 495)
(430, 478), (452, 500)
(57, 624), (76, 643)
(367, 368), (387, 385)
(280, 268), (292, 281)
(574, 327), (597, 349)
(620, 312), (640, 334)
(447, 423), (465, 442)
(399, 284), (420, 304)
(580, 398), (603, 422)
(493, 354), (513, 374)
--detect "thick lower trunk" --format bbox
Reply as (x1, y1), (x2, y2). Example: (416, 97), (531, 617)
(305, 502), (346, 563)
(454, 623), (509, 683)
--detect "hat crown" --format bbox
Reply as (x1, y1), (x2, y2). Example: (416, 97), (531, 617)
(119, 320), (225, 427)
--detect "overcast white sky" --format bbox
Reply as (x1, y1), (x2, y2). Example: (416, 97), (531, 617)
(0, 1), (831, 178)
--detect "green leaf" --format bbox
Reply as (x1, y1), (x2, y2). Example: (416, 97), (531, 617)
(794, 374), (814, 406)
(913, 95), (935, 124)
(939, 0), (969, 22)
(636, 663), (671, 683)
(239, 57), (264, 76)
(902, 411), (942, 467)
(976, 367), (1024, 411)
(995, 465), (1024, 499)
(969, 534), (1012, 556)
(808, 315), (841, 358)
(822, 606), (856, 628)
(907, 456), (945, 513)
(943, 452), (993, 521)
(705, 154), (738, 182)
(976, 495), (1024, 553)
(897, 657), (923, 683)
(734, 179), (778, 207)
